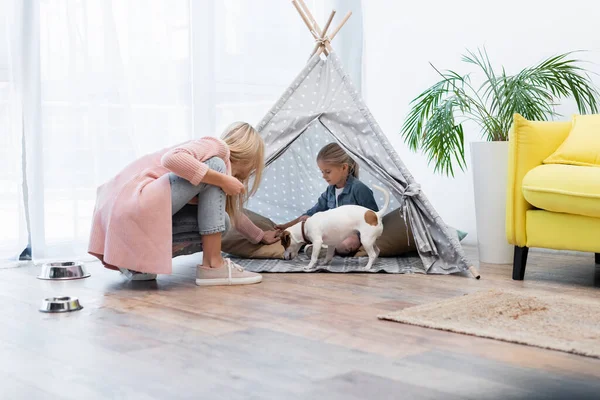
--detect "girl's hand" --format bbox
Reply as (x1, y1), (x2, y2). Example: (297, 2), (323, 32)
(275, 215), (309, 231)
(222, 175), (245, 196)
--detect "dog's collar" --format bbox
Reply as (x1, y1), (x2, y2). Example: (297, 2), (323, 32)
(301, 220), (312, 244)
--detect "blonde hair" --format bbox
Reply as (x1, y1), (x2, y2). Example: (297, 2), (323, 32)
(317, 142), (359, 178)
(221, 122), (265, 221)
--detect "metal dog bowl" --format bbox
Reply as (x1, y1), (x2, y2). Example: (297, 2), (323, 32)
(37, 261), (90, 280)
(39, 296), (83, 313)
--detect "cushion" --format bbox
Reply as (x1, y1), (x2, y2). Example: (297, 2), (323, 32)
(522, 164), (600, 218)
(354, 208), (467, 258)
(221, 210), (285, 259)
(354, 208), (417, 257)
(544, 114), (600, 167)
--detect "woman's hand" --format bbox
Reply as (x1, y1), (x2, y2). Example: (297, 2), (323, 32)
(221, 175), (245, 196)
(203, 169), (245, 196)
(261, 230), (281, 245)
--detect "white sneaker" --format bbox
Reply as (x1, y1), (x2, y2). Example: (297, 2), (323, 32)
(196, 258), (262, 286)
(118, 268), (157, 281)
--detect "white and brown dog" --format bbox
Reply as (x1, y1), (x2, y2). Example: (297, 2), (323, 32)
(280, 185), (390, 271)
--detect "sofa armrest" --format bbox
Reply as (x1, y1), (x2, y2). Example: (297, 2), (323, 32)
(505, 114), (571, 246)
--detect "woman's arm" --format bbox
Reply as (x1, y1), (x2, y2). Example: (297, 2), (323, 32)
(202, 169), (240, 194)
(234, 213), (265, 244)
(161, 139), (230, 186)
(200, 168), (227, 186)
(161, 142), (211, 185)
(235, 212), (280, 244)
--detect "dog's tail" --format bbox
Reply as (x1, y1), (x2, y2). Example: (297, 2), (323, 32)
(373, 185), (390, 218)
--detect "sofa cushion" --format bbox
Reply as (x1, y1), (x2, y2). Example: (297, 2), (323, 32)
(522, 164), (600, 218)
(544, 114), (600, 167)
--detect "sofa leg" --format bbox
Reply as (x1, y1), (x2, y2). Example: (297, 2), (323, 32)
(512, 246), (529, 281)
(596, 253), (600, 264)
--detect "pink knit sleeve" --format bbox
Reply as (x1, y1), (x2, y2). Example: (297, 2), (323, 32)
(161, 140), (222, 185)
(235, 213), (265, 244)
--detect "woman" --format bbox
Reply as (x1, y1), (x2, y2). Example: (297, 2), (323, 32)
(88, 122), (279, 286)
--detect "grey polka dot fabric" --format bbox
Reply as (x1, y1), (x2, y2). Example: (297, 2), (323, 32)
(247, 123), (400, 223)
(250, 51), (472, 275)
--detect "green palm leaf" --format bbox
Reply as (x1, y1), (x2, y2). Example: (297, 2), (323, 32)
(401, 48), (600, 177)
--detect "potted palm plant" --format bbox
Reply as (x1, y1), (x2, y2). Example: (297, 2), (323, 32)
(401, 48), (599, 264)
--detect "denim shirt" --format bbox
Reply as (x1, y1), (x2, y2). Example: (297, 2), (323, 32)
(305, 175), (379, 216)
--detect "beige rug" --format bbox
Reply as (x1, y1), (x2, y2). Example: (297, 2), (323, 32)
(379, 289), (600, 358)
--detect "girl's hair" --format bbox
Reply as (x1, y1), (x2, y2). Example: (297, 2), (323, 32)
(221, 122), (265, 221)
(317, 142), (359, 178)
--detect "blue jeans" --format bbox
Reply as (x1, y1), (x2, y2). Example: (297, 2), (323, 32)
(169, 157), (231, 236)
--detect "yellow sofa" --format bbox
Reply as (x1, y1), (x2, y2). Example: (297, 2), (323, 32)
(506, 114), (600, 280)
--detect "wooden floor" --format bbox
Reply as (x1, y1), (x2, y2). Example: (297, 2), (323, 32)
(2, 246), (600, 400)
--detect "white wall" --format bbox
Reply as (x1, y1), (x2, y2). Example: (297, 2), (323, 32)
(362, 0), (600, 244)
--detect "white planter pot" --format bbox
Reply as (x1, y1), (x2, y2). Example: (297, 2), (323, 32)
(470, 141), (513, 264)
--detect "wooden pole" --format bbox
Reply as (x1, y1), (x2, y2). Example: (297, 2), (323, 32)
(292, 0), (319, 39)
(330, 11), (352, 40)
(321, 10), (336, 37)
(297, 0), (320, 33)
(468, 266), (481, 280)
(296, 0), (332, 54)
(321, 10), (336, 53)
(309, 10), (336, 58)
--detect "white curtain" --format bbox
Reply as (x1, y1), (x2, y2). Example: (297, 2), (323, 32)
(1, 0), (363, 261)
(0, 0), (29, 261)
(31, 0), (194, 259)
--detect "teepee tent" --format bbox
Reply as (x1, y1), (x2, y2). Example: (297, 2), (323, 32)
(242, 1), (479, 278)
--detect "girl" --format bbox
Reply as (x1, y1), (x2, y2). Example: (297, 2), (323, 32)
(88, 122), (280, 286)
(275, 142), (378, 256)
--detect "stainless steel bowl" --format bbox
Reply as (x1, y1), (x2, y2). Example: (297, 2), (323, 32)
(37, 261), (90, 280)
(39, 296), (83, 313)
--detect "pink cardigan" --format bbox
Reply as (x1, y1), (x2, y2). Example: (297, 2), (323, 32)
(88, 137), (264, 274)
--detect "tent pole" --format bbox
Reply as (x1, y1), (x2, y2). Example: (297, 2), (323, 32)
(468, 266), (481, 279)
(292, 1), (319, 40)
(297, 0), (333, 54)
(330, 11), (352, 41)
(321, 10), (336, 37)
(309, 10), (336, 58)
(297, 0), (319, 30)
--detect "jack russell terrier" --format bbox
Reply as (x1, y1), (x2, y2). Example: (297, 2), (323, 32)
(280, 185), (390, 271)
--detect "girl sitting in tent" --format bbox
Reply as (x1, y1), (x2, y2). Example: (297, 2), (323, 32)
(275, 142), (378, 256)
